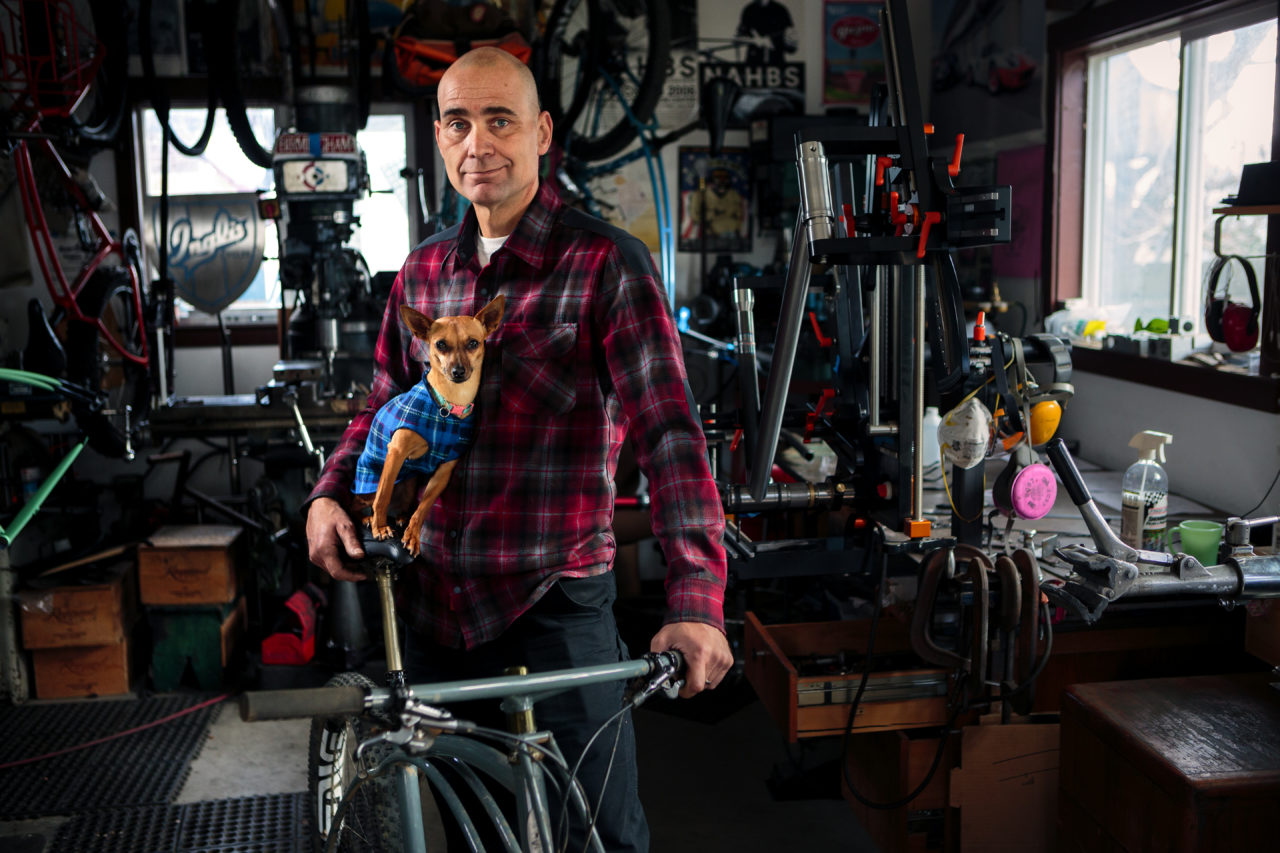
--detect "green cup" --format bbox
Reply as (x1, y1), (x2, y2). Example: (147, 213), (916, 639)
(1178, 520), (1224, 566)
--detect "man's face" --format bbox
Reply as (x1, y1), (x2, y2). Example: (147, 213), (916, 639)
(434, 61), (552, 218)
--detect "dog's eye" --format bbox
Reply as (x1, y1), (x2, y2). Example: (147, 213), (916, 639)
(435, 340), (450, 352)
(466, 339), (480, 351)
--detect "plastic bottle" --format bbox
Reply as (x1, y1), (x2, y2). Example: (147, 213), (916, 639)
(921, 406), (942, 470)
(1120, 431), (1172, 551)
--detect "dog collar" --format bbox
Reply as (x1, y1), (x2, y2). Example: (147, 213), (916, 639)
(428, 382), (474, 419)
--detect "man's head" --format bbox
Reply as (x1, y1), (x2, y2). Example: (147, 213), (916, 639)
(435, 48), (552, 236)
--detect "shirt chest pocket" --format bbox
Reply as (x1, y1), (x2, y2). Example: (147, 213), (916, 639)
(498, 323), (579, 415)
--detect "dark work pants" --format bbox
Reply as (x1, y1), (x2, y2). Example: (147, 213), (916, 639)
(402, 572), (649, 853)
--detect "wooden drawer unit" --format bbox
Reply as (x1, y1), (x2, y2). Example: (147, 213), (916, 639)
(138, 525), (243, 605)
(1059, 673), (1280, 853)
(745, 611), (950, 741)
(31, 638), (134, 699)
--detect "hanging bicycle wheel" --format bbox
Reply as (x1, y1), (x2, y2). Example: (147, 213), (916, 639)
(307, 672), (404, 853)
(64, 265), (151, 459)
(541, 0), (671, 162)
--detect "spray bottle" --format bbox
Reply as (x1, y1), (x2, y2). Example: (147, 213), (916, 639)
(1120, 431), (1172, 551)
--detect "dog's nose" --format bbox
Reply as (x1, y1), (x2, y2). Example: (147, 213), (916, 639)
(450, 366), (467, 381)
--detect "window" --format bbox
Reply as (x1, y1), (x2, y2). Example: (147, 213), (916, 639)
(1080, 14), (1275, 334)
(140, 107), (412, 324)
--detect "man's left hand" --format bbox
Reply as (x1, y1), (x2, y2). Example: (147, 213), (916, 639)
(650, 621), (734, 699)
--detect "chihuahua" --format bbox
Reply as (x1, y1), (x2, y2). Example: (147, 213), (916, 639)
(350, 295), (505, 556)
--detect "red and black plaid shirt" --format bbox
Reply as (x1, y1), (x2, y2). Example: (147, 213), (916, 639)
(309, 182), (727, 648)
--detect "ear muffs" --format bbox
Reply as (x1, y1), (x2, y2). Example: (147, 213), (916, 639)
(1205, 255), (1260, 351)
(992, 442), (1057, 520)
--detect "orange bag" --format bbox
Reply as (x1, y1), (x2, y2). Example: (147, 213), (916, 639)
(394, 31), (532, 88)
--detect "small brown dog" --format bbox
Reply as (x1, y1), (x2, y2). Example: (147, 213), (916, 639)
(349, 295), (504, 555)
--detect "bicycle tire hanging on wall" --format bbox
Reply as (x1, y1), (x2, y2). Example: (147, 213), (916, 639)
(539, 0), (671, 162)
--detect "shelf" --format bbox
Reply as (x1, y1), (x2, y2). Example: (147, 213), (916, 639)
(1212, 205), (1280, 216)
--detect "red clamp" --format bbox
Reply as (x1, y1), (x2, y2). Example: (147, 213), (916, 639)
(803, 388), (837, 441)
(730, 427), (743, 452)
(807, 311), (833, 348)
(875, 155), (895, 187)
(916, 210), (941, 258)
(949, 133), (965, 178)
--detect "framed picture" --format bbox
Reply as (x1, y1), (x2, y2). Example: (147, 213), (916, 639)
(678, 146), (752, 254)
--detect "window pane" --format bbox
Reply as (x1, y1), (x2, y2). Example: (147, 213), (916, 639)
(351, 114), (410, 276)
(1187, 19), (1275, 325)
(141, 108), (275, 195)
(1090, 37), (1180, 326)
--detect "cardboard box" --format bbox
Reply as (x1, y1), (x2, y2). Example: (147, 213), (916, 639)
(31, 640), (133, 699)
(745, 611), (951, 740)
(1245, 598), (1280, 667)
(138, 525), (243, 605)
(949, 715), (1060, 852)
(19, 562), (137, 649)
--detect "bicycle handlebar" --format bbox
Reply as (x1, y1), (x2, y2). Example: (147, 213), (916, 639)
(240, 684), (367, 721)
(238, 651), (686, 723)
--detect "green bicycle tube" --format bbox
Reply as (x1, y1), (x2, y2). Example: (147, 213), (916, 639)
(394, 764), (429, 853)
(1, 438), (86, 546)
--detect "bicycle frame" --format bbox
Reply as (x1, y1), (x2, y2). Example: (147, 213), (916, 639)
(10, 116), (148, 366)
(244, 652), (681, 853)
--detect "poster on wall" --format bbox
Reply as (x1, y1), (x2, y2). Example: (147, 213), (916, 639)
(929, 0), (1045, 143)
(655, 1), (702, 130)
(677, 147), (752, 253)
(823, 1), (884, 107)
(589, 158), (662, 253)
(696, 0), (806, 128)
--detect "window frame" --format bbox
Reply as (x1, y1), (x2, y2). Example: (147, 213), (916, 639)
(1043, 0), (1280, 396)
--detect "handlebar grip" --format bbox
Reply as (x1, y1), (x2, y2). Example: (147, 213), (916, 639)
(239, 685), (366, 722)
(1046, 438), (1090, 507)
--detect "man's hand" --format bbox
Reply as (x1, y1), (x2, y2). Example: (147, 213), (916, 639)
(305, 497), (368, 582)
(650, 621), (734, 698)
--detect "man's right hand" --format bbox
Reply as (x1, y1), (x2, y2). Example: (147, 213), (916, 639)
(306, 496), (368, 582)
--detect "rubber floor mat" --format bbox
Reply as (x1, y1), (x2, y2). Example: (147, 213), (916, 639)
(50, 792), (310, 853)
(0, 695), (219, 819)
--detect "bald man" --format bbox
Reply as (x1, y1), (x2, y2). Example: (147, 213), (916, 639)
(305, 48), (732, 851)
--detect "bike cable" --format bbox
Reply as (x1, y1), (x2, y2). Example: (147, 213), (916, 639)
(140, 0), (216, 157)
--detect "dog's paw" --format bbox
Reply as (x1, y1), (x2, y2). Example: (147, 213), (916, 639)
(402, 528), (422, 557)
(371, 524), (394, 540)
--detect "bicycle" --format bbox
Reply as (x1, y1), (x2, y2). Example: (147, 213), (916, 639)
(240, 533), (686, 853)
(1, 0), (152, 459)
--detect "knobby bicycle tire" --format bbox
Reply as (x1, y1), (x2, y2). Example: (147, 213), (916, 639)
(67, 0), (128, 146)
(208, 0), (274, 168)
(347, 0), (372, 131)
(141, 0), (215, 156)
(64, 264), (150, 459)
(540, 0), (671, 162)
(307, 671), (403, 853)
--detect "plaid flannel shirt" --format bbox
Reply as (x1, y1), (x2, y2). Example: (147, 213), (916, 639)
(308, 182), (727, 648)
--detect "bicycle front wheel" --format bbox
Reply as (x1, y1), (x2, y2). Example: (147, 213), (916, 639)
(307, 672), (403, 853)
(64, 265), (150, 459)
(540, 0), (671, 162)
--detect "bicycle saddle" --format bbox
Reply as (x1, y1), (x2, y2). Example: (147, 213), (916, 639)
(358, 527), (416, 569)
(702, 76), (741, 156)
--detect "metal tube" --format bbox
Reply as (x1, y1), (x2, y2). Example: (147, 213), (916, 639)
(376, 567), (402, 673)
(911, 264), (926, 523)
(869, 266), (884, 428)
(733, 284), (759, 462)
(395, 765), (428, 853)
(749, 222), (810, 499)
(1126, 566), (1240, 598)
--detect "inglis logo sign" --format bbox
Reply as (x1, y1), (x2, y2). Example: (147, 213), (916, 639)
(149, 194), (266, 315)
(170, 210), (250, 272)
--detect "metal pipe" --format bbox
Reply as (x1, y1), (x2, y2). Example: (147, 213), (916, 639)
(749, 140), (836, 499)
(749, 222), (810, 500)
(733, 284), (759, 463)
(723, 481), (849, 514)
(1125, 566), (1239, 598)
(376, 567), (402, 673)
(910, 264), (926, 524)
(869, 266), (884, 428)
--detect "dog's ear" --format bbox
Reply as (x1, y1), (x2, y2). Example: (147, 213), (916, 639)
(400, 305), (435, 339)
(475, 294), (505, 337)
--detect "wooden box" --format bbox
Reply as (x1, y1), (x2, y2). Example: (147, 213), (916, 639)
(149, 597), (246, 691)
(843, 727), (959, 853)
(1059, 673), (1280, 853)
(745, 611), (951, 741)
(138, 525), (243, 605)
(31, 640), (133, 699)
(19, 562), (136, 649)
